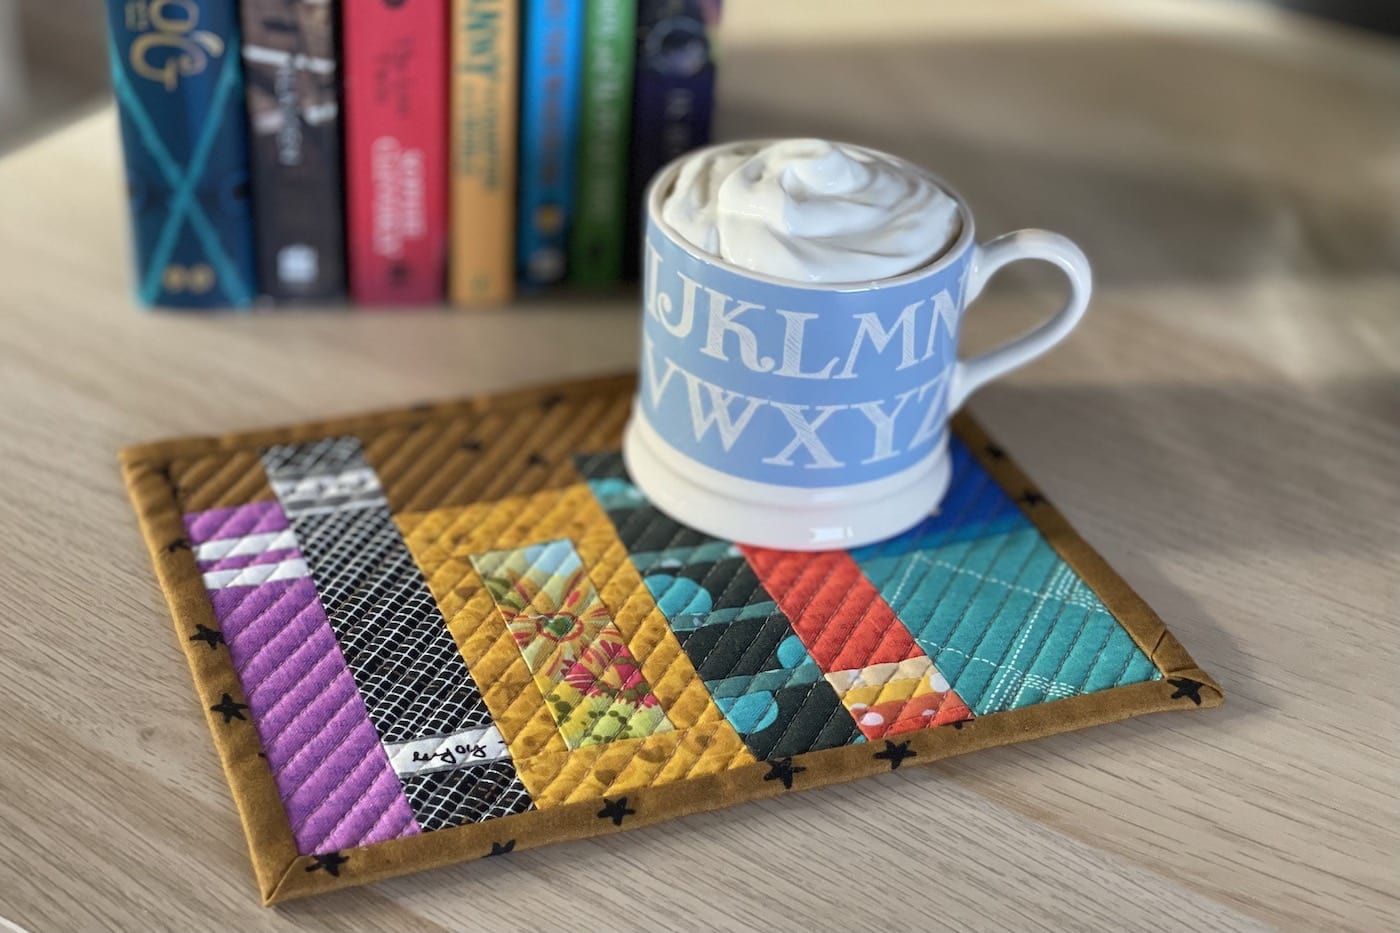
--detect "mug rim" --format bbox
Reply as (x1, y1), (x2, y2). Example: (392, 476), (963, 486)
(644, 138), (978, 294)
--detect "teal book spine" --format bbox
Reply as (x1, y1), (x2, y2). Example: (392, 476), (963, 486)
(104, 0), (257, 308)
(516, 0), (584, 287)
(568, 0), (636, 285)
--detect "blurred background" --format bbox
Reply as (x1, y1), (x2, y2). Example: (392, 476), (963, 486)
(0, 0), (1396, 154)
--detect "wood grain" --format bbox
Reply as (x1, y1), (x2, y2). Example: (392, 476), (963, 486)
(0, 1), (1396, 930)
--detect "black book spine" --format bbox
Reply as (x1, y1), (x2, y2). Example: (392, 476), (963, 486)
(241, 0), (348, 302)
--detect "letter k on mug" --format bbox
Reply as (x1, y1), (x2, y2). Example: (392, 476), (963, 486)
(623, 139), (1092, 550)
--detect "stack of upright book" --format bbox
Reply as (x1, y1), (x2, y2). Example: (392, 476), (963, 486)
(104, 0), (722, 309)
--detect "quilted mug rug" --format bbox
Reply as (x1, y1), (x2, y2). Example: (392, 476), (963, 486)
(121, 374), (1221, 903)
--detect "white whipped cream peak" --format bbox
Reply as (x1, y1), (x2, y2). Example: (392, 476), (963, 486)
(660, 139), (961, 284)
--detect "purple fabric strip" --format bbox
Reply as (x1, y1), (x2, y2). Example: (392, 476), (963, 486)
(185, 500), (288, 542)
(187, 505), (420, 854)
(197, 547), (302, 573)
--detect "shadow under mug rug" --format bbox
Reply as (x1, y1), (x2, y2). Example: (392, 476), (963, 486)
(120, 374), (1221, 904)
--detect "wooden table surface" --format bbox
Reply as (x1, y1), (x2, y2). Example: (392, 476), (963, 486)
(1, 1), (1396, 930)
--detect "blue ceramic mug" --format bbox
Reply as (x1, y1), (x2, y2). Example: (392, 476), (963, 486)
(623, 140), (1091, 549)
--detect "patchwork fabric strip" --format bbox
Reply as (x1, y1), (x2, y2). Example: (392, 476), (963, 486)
(848, 441), (1160, 714)
(260, 438), (533, 830)
(184, 501), (420, 855)
(471, 539), (673, 748)
(120, 376), (1220, 904)
(580, 452), (865, 759)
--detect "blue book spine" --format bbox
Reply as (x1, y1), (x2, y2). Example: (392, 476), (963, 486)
(517, 0), (584, 287)
(105, 0), (258, 308)
(624, 0), (721, 278)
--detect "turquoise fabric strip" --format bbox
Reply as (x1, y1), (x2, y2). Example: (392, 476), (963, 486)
(850, 439), (1160, 714)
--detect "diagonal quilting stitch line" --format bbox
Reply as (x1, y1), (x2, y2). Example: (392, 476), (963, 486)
(854, 442), (986, 574)
(891, 475), (1016, 659)
(575, 463), (856, 755)
(234, 615), (347, 736)
(265, 702), (369, 814)
(901, 641), (1085, 698)
(778, 548), (901, 673)
(585, 718), (740, 805)
(980, 564), (1079, 711)
(777, 553), (886, 670)
(865, 456), (998, 615)
(403, 412), (523, 511)
(583, 487), (824, 748)
(713, 565), (868, 753)
(692, 562), (786, 681)
(580, 508), (728, 652)
(1039, 602), (1117, 702)
(386, 414), (548, 515)
(343, 790), (421, 853)
(279, 694), (379, 829)
(224, 584), (335, 684)
(293, 742), (410, 846)
(952, 529), (1057, 697)
(812, 473), (1008, 711)
(177, 451), (271, 514)
(929, 510), (1047, 705)
(526, 657), (747, 804)
(981, 591), (1051, 713)
(370, 422), (468, 511)
(186, 500), (285, 550)
(497, 518), (678, 744)
(472, 547), (642, 745)
(749, 673), (861, 759)
(746, 550), (881, 684)
(266, 668), (365, 784)
(627, 483), (722, 564)
(197, 543), (302, 572)
(292, 744), (403, 846)
(477, 401), (601, 505)
(287, 507), (493, 740)
(652, 560), (808, 744)
(781, 551), (919, 674)
(1039, 600), (1121, 706)
(619, 545), (716, 622)
(991, 577), (1097, 708)
(609, 500), (684, 563)
(218, 578), (324, 677)
(206, 558), (307, 590)
(308, 770), (408, 856)
(1002, 602), (1092, 709)
(562, 650), (762, 802)
(1102, 606), (1150, 688)
(872, 461), (1000, 623)
(347, 786), (421, 851)
(974, 551), (1091, 712)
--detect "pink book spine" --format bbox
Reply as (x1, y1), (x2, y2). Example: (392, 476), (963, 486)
(343, 0), (448, 306)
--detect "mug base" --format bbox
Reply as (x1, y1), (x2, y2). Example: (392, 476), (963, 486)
(622, 406), (952, 551)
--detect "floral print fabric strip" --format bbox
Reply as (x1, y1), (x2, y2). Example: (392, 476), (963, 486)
(471, 539), (674, 748)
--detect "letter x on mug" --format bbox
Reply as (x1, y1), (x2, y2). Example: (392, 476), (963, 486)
(623, 140), (1092, 550)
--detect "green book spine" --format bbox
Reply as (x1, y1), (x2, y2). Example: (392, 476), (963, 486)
(569, 0), (637, 284)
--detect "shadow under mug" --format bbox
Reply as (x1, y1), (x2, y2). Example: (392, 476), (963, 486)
(623, 141), (1092, 550)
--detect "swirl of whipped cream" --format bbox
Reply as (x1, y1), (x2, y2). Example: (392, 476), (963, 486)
(660, 139), (961, 284)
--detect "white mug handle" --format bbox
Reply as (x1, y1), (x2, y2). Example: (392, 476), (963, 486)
(947, 229), (1092, 412)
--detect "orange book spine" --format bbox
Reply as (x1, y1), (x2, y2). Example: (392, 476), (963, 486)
(449, 0), (518, 307)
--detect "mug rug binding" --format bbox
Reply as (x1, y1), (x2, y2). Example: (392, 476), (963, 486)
(120, 374), (1221, 904)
